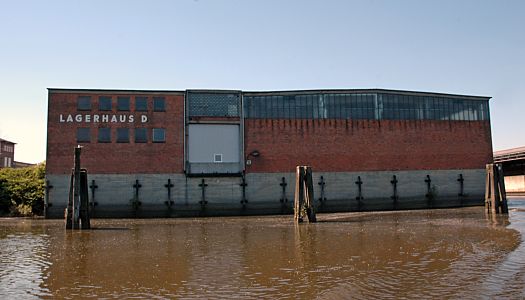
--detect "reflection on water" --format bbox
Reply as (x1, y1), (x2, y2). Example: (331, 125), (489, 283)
(0, 222), (51, 299)
(1, 200), (525, 299)
(482, 199), (525, 299)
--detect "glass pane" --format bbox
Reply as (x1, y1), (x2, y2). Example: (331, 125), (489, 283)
(280, 96), (287, 118)
(243, 97), (251, 118)
(188, 93), (239, 117)
(153, 128), (166, 143)
(265, 96), (271, 118)
(98, 128), (111, 143)
(77, 96), (91, 111)
(117, 97), (130, 111)
(249, 97), (258, 118)
(76, 128), (90, 142)
(259, 96), (266, 118)
(285, 95), (295, 118)
(117, 128), (129, 143)
(135, 128), (147, 143)
(306, 95), (313, 119)
(135, 97), (148, 111)
(253, 96), (260, 118)
(153, 97), (165, 112)
(98, 96), (112, 111)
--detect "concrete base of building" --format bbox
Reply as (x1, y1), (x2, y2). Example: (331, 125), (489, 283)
(45, 196), (484, 219)
(45, 169), (486, 218)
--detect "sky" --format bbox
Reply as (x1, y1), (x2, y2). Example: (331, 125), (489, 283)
(0, 0), (524, 163)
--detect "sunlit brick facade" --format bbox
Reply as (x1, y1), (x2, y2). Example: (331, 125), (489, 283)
(45, 88), (493, 218)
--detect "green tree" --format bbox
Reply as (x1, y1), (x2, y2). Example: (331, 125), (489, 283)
(0, 178), (10, 212)
(0, 162), (45, 216)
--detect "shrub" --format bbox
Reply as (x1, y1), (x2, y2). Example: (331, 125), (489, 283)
(0, 162), (45, 216)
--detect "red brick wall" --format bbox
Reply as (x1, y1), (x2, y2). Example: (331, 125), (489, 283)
(244, 119), (493, 173)
(47, 92), (493, 175)
(46, 91), (185, 174)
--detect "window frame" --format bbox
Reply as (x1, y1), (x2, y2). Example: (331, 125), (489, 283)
(134, 128), (148, 143)
(77, 96), (92, 111)
(152, 128), (166, 143)
(117, 96), (130, 111)
(153, 97), (166, 112)
(116, 128), (130, 143)
(135, 96), (148, 112)
(76, 128), (91, 143)
(98, 96), (112, 111)
(97, 127), (111, 143)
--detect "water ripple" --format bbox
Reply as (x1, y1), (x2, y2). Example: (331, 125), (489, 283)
(0, 231), (52, 299)
(1, 203), (525, 299)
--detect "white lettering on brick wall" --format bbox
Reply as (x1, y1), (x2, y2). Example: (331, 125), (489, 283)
(59, 114), (148, 123)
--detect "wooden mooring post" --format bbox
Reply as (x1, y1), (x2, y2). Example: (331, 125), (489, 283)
(65, 146), (91, 229)
(485, 163), (508, 214)
(294, 166), (317, 223)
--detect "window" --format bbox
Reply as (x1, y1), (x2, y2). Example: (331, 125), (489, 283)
(152, 128), (165, 143)
(77, 96), (91, 111)
(135, 128), (147, 143)
(117, 96), (130, 111)
(188, 93), (239, 117)
(214, 153), (223, 163)
(243, 92), (489, 122)
(77, 128), (91, 143)
(98, 128), (111, 143)
(99, 96), (112, 111)
(135, 97), (148, 111)
(153, 97), (166, 111)
(116, 128), (129, 143)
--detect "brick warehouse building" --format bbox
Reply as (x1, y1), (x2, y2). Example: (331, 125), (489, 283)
(45, 88), (493, 218)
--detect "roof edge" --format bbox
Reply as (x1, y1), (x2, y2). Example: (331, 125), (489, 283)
(47, 87), (491, 100)
(47, 88), (185, 95)
(242, 88), (491, 100)
(494, 146), (525, 156)
(0, 138), (16, 144)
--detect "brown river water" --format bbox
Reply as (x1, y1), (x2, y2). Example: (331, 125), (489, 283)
(1, 198), (525, 299)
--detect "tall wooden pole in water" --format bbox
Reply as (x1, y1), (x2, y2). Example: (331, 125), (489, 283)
(485, 163), (508, 214)
(66, 146), (91, 229)
(294, 166), (317, 223)
(73, 147), (81, 228)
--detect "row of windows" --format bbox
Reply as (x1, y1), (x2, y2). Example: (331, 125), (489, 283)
(2, 145), (14, 152)
(74, 92), (488, 121)
(77, 96), (166, 112)
(77, 128), (166, 143)
(243, 93), (490, 121)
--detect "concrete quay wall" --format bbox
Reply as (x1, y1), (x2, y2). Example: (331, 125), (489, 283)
(45, 169), (485, 218)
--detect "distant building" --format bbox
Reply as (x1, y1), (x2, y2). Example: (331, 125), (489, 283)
(0, 138), (15, 168)
(494, 146), (525, 195)
(13, 161), (36, 168)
